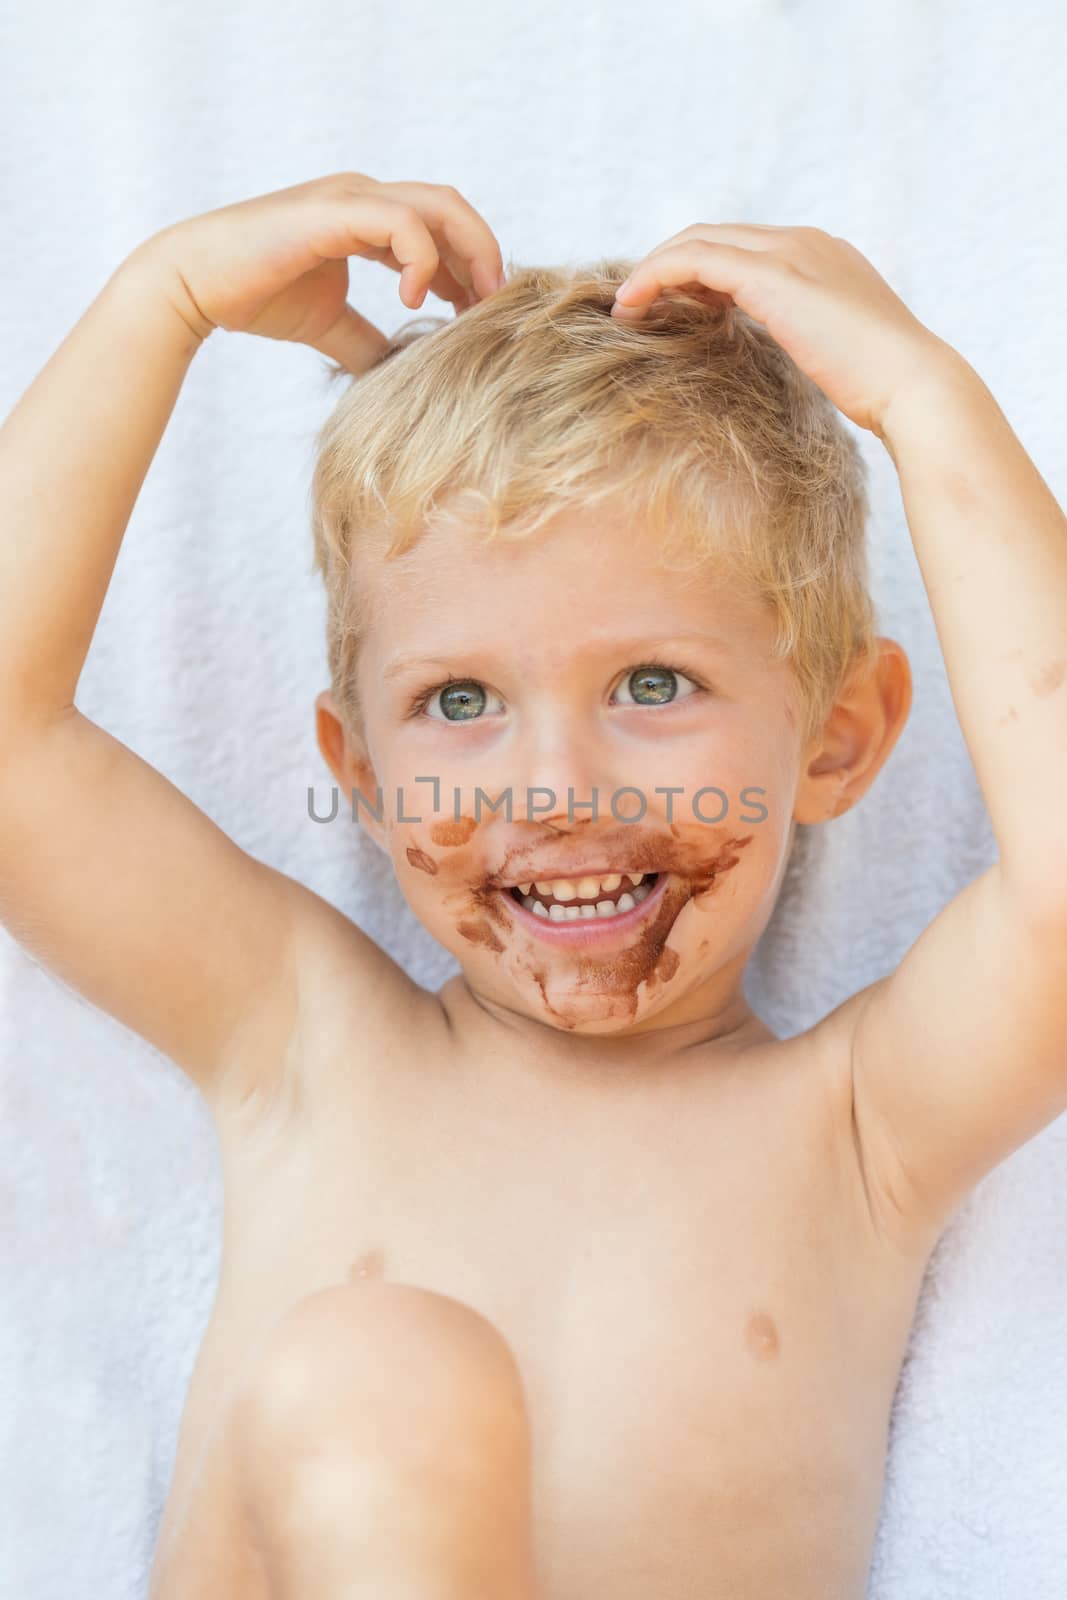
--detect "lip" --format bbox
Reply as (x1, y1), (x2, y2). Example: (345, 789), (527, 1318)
(497, 871), (670, 947)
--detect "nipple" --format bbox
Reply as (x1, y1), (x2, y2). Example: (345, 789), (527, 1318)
(348, 1248), (387, 1283)
(744, 1309), (781, 1362)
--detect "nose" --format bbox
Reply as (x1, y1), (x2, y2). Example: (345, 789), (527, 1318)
(504, 708), (618, 827)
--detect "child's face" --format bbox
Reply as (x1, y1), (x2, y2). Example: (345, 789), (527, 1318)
(329, 497), (818, 1039)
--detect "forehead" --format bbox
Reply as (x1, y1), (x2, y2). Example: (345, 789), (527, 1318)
(359, 500), (775, 672)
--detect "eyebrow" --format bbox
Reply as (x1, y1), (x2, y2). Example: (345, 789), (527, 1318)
(381, 632), (735, 682)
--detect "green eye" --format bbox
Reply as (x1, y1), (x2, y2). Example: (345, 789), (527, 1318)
(615, 664), (699, 706)
(429, 680), (488, 721)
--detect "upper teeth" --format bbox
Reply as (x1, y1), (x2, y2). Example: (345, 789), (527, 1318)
(516, 873), (645, 899)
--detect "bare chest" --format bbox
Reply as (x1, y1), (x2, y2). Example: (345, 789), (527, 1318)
(167, 1029), (928, 1597)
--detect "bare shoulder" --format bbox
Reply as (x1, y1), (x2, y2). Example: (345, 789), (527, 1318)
(205, 878), (445, 1134)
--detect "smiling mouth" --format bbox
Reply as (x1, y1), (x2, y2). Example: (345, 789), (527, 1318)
(492, 870), (668, 940)
(504, 871), (664, 924)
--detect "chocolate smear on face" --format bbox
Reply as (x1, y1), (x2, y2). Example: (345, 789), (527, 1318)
(482, 829), (754, 1026)
(528, 963), (571, 1024)
(406, 846), (438, 875)
(407, 815), (755, 1029)
(643, 942), (681, 995)
(430, 816), (478, 846)
(454, 874), (514, 956)
(455, 917), (506, 953)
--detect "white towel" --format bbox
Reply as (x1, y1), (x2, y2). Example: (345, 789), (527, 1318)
(2, 2), (1066, 1594)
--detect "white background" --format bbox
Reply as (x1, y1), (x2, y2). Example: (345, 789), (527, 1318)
(1, 2), (1065, 1594)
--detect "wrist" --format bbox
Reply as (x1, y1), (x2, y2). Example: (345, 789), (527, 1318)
(878, 340), (986, 460)
(113, 232), (217, 351)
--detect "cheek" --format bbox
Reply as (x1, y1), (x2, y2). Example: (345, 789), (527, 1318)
(663, 742), (792, 853)
(393, 823), (506, 952)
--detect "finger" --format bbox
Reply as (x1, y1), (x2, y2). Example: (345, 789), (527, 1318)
(377, 180), (506, 302)
(414, 247), (475, 310)
(310, 192), (445, 310)
(616, 224), (824, 304)
(611, 230), (776, 323)
(340, 236), (470, 311)
(617, 225), (787, 294)
(305, 302), (391, 375)
(631, 222), (789, 259)
(611, 240), (791, 322)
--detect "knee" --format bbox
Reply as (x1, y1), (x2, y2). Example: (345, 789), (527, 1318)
(232, 1279), (530, 1477)
(228, 1282), (538, 1593)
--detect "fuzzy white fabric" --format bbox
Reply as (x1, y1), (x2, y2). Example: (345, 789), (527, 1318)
(1, 2), (1065, 1594)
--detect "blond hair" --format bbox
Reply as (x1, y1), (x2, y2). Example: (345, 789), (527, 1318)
(309, 261), (879, 749)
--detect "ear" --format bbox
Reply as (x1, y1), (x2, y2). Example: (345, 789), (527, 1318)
(313, 690), (390, 854)
(793, 638), (912, 824)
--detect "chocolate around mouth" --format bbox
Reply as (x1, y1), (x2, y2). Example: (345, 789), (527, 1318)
(455, 834), (755, 1028)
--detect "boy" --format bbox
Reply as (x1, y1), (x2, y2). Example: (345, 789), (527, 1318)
(1, 170), (1065, 1598)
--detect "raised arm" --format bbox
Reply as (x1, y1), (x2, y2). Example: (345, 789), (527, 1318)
(841, 354), (1067, 1232)
(613, 225), (1067, 1240)
(0, 245), (324, 1102)
(0, 173), (507, 1104)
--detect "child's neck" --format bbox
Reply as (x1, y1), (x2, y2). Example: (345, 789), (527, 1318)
(438, 962), (775, 1079)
